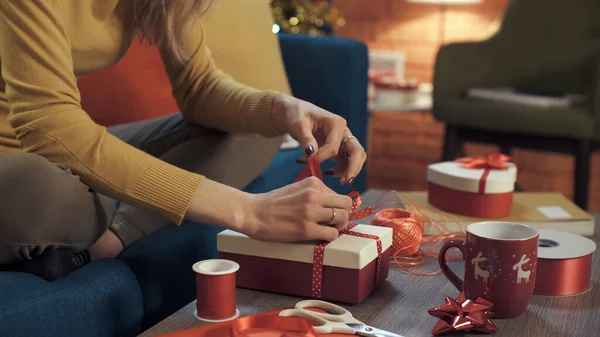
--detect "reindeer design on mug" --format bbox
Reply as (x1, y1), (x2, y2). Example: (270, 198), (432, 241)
(512, 254), (531, 284)
(471, 252), (489, 283)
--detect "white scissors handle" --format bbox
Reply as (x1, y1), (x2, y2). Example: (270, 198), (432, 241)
(279, 308), (356, 334)
(295, 300), (363, 325)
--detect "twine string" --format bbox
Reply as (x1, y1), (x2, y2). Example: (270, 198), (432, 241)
(359, 190), (466, 276)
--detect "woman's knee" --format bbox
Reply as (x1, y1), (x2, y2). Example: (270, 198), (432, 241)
(0, 153), (113, 248)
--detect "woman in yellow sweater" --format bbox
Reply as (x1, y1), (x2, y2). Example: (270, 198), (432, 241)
(0, 0), (366, 281)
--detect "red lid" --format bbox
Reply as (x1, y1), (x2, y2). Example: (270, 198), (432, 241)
(374, 77), (419, 91)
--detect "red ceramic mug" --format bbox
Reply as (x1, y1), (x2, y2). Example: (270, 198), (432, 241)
(439, 221), (539, 319)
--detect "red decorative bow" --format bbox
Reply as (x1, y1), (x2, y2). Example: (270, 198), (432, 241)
(454, 153), (512, 170)
(453, 153), (512, 194)
(428, 291), (498, 335)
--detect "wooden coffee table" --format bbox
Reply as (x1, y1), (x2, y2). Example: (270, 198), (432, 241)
(139, 190), (600, 337)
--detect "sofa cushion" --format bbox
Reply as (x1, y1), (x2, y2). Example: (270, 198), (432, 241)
(202, 0), (291, 94)
(434, 98), (595, 139)
(0, 259), (143, 337)
(118, 221), (224, 331)
(78, 41), (180, 127)
(78, 1), (290, 127)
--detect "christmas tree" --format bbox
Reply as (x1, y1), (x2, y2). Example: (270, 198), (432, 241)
(270, 0), (346, 36)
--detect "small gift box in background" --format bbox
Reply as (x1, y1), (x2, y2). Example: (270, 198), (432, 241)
(217, 224), (393, 304)
(427, 153), (517, 218)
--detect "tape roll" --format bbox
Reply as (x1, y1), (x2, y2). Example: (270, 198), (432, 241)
(534, 229), (597, 296)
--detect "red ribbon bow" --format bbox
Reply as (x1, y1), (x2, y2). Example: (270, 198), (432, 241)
(453, 153), (512, 194)
(294, 156), (382, 299)
(454, 153), (512, 170)
(428, 291), (498, 335)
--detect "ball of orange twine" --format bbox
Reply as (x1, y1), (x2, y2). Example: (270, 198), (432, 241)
(372, 208), (423, 257)
(368, 191), (465, 276)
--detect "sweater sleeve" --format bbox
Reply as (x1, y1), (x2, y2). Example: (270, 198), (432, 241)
(157, 23), (284, 137)
(0, 1), (204, 224)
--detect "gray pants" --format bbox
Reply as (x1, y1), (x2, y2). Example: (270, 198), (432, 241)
(0, 114), (282, 265)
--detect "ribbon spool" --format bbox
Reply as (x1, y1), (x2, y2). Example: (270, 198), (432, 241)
(192, 259), (241, 322)
(534, 229), (597, 296)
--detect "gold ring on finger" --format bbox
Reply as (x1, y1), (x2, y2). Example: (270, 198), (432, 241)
(328, 208), (336, 225)
(341, 136), (358, 156)
(342, 136), (358, 149)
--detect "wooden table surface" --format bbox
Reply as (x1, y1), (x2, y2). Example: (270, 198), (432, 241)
(140, 190), (600, 337)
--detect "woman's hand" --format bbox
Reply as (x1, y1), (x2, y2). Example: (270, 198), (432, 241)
(244, 176), (353, 242)
(271, 94), (367, 185)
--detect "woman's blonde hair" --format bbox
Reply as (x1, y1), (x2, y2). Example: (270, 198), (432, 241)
(132, 0), (219, 64)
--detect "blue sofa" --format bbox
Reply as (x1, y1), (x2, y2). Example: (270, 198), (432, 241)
(0, 34), (369, 337)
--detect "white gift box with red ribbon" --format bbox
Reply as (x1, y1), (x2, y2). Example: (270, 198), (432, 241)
(427, 154), (518, 218)
(217, 224), (393, 304)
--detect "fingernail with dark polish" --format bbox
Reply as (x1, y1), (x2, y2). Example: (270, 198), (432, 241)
(324, 170), (335, 176)
(347, 176), (355, 186)
(305, 145), (315, 156)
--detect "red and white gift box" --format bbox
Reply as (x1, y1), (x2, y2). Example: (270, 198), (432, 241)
(217, 224), (393, 304)
(427, 154), (517, 218)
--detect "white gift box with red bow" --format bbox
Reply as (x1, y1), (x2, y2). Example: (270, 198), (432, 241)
(427, 154), (518, 218)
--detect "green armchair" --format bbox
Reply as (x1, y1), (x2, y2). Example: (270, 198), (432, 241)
(433, 0), (600, 210)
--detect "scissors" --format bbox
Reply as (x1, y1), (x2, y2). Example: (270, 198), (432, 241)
(278, 300), (405, 337)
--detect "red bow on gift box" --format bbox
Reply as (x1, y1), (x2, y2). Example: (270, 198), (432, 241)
(454, 153), (512, 170)
(453, 153), (512, 194)
(295, 155), (383, 299)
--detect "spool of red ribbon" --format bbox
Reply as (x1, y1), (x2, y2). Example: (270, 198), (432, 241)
(534, 229), (597, 296)
(192, 259), (240, 322)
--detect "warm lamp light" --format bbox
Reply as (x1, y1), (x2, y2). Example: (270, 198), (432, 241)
(406, 0), (482, 4)
(405, 0), (482, 46)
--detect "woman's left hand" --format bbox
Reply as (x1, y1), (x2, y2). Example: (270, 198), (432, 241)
(271, 94), (367, 185)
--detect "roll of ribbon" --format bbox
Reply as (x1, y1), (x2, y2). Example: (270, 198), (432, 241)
(534, 229), (597, 296)
(192, 259), (241, 322)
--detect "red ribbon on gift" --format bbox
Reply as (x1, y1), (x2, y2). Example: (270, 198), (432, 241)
(453, 153), (512, 194)
(295, 155), (383, 299)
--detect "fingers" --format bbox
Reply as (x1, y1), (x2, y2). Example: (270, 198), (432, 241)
(318, 190), (353, 211)
(307, 224), (340, 242)
(314, 207), (349, 231)
(339, 134), (367, 184)
(298, 177), (352, 211)
(289, 118), (319, 158)
(316, 114), (346, 162)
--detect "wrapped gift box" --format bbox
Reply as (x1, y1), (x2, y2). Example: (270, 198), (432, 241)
(427, 156), (517, 218)
(217, 224), (393, 304)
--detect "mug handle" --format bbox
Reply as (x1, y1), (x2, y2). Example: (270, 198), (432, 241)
(438, 240), (467, 292)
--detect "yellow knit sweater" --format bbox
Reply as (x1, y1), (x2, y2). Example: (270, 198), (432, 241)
(0, 0), (282, 224)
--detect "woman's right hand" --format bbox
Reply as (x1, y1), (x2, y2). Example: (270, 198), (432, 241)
(244, 176), (353, 242)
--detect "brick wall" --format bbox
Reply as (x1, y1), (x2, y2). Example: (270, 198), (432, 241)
(334, 0), (600, 211)
(335, 0), (510, 83)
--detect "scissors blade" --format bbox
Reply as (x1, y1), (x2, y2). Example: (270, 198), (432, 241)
(347, 324), (406, 337)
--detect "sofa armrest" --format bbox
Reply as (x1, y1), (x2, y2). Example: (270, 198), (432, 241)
(0, 259), (144, 337)
(592, 54), (600, 127)
(277, 34), (369, 192)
